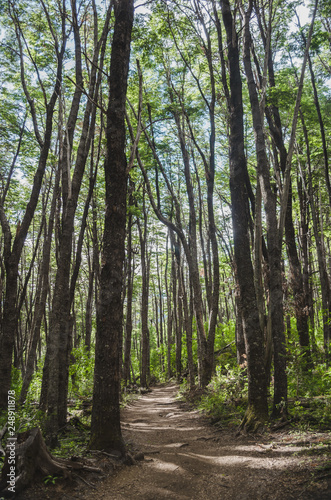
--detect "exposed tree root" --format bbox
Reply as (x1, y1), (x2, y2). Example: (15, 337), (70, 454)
(0, 427), (101, 497)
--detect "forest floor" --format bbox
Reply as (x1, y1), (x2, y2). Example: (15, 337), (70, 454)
(18, 383), (331, 500)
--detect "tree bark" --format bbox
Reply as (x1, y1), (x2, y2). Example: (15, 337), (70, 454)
(138, 198), (150, 388)
(300, 112), (331, 364)
(19, 166), (60, 404)
(256, 4), (312, 366)
(220, 0), (268, 428)
(123, 187), (134, 387)
(242, 3), (287, 417)
(89, 0), (134, 454)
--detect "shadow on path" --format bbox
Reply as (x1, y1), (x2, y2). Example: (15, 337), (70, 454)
(85, 384), (330, 500)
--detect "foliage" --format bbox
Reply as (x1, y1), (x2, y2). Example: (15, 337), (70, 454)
(289, 396), (331, 430)
(178, 363), (248, 427)
(68, 346), (95, 399)
(43, 474), (59, 485)
(287, 348), (331, 429)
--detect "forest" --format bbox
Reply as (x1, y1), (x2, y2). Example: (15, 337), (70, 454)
(0, 0), (330, 496)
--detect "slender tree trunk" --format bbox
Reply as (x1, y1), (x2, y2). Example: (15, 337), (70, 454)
(172, 233), (183, 381)
(300, 113), (331, 364)
(123, 194), (134, 387)
(19, 166), (60, 404)
(297, 15), (331, 205)
(174, 117), (209, 387)
(297, 172), (315, 352)
(165, 234), (173, 379)
(43, 2), (111, 441)
(84, 246), (94, 352)
(92, 194), (100, 323)
(138, 200), (150, 388)
(156, 252), (165, 372)
(235, 293), (246, 366)
(181, 266), (195, 388)
(256, 0), (315, 369)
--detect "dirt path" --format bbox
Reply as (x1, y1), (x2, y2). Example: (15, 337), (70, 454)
(78, 384), (330, 500)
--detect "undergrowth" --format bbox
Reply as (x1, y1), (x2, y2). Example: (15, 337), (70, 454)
(178, 364), (248, 428)
(178, 350), (331, 431)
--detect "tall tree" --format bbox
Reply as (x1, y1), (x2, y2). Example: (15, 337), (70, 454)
(138, 192), (150, 388)
(255, 0), (312, 367)
(123, 182), (135, 387)
(242, 0), (287, 417)
(89, 0), (134, 455)
(220, 0), (268, 428)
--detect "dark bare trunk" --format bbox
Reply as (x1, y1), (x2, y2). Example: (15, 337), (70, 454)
(89, 0), (133, 454)
(181, 267), (195, 387)
(84, 254), (94, 352)
(220, 0), (268, 427)
(242, 6), (287, 417)
(138, 203), (150, 388)
(301, 112), (331, 364)
(165, 232), (173, 379)
(255, 0), (312, 371)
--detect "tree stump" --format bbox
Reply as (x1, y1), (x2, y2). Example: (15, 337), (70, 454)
(0, 427), (100, 497)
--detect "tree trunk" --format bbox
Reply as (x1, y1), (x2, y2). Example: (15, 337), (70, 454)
(181, 266), (195, 388)
(220, 0), (268, 428)
(301, 112), (331, 364)
(156, 251), (165, 372)
(242, 4), (287, 417)
(297, 171), (316, 352)
(172, 232), (183, 382)
(43, 2), (111, 441)
(256, 0), (317, 372)
(84, 246), (94, 352)
(123, 197), (134, 387)
(235, 294), (246, 366)
(165, 236), (173, 379)
(19, 167), (60, 404)
(89, 0), (133, 455)
(138, 200), (150, 388)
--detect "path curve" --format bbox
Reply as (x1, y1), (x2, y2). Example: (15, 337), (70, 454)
(83, 384), (327, 500)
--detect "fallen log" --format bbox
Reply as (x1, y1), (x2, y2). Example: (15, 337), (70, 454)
(0, 427), (101, 497)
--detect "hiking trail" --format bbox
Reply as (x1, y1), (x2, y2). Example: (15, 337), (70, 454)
(79, 383), (330, 500)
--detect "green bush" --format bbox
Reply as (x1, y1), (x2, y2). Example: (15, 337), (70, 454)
(198, 364), (247, 426)
(68, 345), (95, 399)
